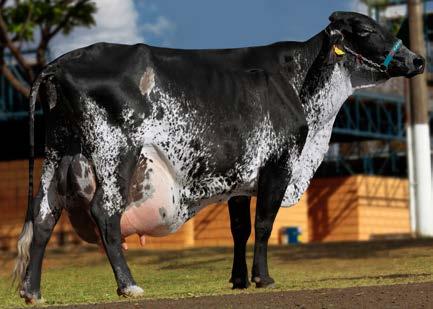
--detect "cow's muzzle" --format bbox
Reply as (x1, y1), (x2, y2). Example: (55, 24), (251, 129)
(388, 44), (426, 78)
(406, 55), (425, 77)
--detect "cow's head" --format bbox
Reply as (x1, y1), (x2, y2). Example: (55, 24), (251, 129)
(326, 11), (424, 88)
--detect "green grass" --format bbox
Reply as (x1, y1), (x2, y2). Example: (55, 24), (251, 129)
(2, 239), (433, 308)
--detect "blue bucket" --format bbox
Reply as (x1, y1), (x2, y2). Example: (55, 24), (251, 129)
(281, 227), (301, 244)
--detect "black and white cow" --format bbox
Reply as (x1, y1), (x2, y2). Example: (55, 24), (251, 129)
(13, 12), (424, 304)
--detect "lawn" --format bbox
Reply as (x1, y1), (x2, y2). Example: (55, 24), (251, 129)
(1, 239), (433, 308)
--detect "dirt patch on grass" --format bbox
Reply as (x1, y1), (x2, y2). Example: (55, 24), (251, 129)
(53, 281), (433, 309)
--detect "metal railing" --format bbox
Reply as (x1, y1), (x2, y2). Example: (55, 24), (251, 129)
(0, 50), (42, 121)
(333, 92), (406, 141)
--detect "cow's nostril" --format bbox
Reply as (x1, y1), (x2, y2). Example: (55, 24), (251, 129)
(413, 57), (425, 70)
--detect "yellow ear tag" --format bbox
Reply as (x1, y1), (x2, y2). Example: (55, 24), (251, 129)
(334, 45), (345, 56)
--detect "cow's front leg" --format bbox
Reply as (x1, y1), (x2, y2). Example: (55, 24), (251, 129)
(252, 154), (290, 288)
(90, 150), (143, 298)
(228, 196), (251, 289)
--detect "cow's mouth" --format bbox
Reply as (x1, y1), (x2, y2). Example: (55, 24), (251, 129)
(387, 56), (425, 78)
(406, 56), (425, 77)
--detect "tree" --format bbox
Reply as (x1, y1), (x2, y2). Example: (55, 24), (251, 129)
(0, 0), (97, 97)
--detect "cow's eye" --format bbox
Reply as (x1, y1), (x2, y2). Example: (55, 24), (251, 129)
(358, 28), (374, 37)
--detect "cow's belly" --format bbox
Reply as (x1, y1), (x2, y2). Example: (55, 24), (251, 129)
(67, 144), (245, 241)
(120, 145), (184, 238)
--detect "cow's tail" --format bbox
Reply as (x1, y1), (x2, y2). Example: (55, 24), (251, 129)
(11, 221), (33, 290)
(12, 71), (50, 289)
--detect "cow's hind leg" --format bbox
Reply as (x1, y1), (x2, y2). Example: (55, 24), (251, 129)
(90, 150), (143, 298)
(251, 153), (290, 288)
(66, 154), (98, 244)
(228, 196), (251, 289)
(16, 153), (71, 304)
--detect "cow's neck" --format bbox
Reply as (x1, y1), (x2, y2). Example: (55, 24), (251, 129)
(297, 31), (354, 129)
(281, 31), (328, 94)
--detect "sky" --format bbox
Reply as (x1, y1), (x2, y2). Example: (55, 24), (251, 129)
(51, 0), (370, 57)
(51, 0), (381, 57)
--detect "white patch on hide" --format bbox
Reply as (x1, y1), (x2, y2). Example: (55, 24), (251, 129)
(282, 64), (353, 206)
(303, 65), (353, 130)
(120, 85), (289, 232)
(46, 80), (57, 110)
(129, 86), (212, 183)
(123, 85), (215, 225)
(238, 115), (288, 189)
(282, 121), (334, 205)
(139, 67), (155, 97)
(81, 98), (127, 215)
(75, 157), (96, 201)
(39, 148), (60, 220)
(290, 53), (304, 94)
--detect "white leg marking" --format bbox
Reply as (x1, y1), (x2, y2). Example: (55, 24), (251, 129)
(39, 149), (60, 220)
(120, 285), (144, 298)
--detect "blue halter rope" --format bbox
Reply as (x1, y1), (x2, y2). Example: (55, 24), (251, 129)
(343, 39), (403, 73)
(383, 39), (402, 69)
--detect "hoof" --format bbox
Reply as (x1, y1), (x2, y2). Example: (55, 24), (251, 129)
(252, 276), (275, 289)
(117, 285), (144, 298)
(230, 277), (251, 289)
(25, 297), (45, 305)
(20, 290), (45, 305)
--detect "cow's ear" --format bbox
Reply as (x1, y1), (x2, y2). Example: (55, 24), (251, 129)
(328, 28), (344, 45)
(329, 11), (352, 24)
(325, 48), (339, 65)
(329, 11), (342, 23)
(328, 11), (352, 34)
(325, 29), (345, 65)
(326, 12), (346, 66)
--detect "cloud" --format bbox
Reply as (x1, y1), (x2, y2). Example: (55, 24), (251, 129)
(50, 0), (143, 58)
(140, 16), (176, 45)
(141, 16), (175, 37)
